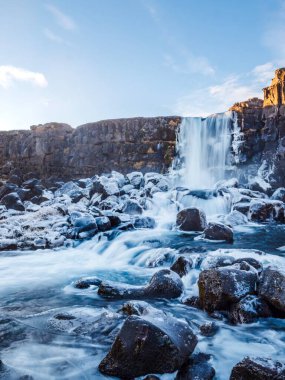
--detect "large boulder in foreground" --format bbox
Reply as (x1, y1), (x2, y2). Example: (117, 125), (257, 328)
(258, 267), (285, 314)
(198, 266), (257, 312)
(202, 222), (233, 243)
(99, 314), (197, 378)
(98, 269), (184, 300)
(176, 208), (207, 232)
(230, 357), (285, 379)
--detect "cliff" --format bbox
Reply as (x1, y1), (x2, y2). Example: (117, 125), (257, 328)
(0, 117), (180, 180)
(230, 68), (285, 188)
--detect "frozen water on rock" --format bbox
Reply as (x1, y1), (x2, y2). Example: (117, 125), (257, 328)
(1, 112), (285, 379)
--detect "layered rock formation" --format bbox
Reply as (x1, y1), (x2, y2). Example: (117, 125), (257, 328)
(230, 68), (285, 189)
(0, 117), (180, 180)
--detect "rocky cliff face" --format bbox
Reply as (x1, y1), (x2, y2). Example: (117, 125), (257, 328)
(231, 68), (285, 189)
(0, 117), (180, 180)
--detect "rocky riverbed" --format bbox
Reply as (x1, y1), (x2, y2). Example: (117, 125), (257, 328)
(0, 169), (285, 379)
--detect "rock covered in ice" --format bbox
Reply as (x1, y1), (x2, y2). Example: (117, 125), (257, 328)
(202, 222), (233, 243)
(198, 265), (257, 312)
(127, 171), (144, 188)
(122, 199), (143, 215)
(199, 321), (219, 337)
(1, 192), (25, 211)
(99, 312), (197, 378)
(98, 269), (184, 300)
(225, 210), (248, 226)
(248, 199), (285, 222)
(176, 208), (207, 232)
(271, 187), (285, 202)
(229, 295), (272, 324)
(248, 176), (272, 194)
(258, 267), (285, 314)
(230, 357), (285, 380)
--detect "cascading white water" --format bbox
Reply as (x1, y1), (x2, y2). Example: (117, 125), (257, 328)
(171, 111), (233, 216)
(173, 111), (233, 189)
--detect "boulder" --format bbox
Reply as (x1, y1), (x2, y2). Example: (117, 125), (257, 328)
(202, 222), (233, 243)
(55, 181), (84, 203)
(98, 269), (184, 300)
(229, 295), (272, 324)
(133, 216), (156, 229)
(258, 267), (285, 314)
(225, 210), (248, 226)
(127, 171), (144, 188)
(271, 187), (285, 202)
(199, 321), (219, 337)
(233, 202), (250, 215)
(176, 208), (207, 232)
(99, 313), (197, 378)
(70, 215), (98, 238)
(122, 199), (143, 215)
(74, 277), (102, 289)
(230, 357), (285, 380)
(233, 258), (263, 273)
(170, 256), (193, 277)
(176, 353), (215, 380)
(249, 200), (285, 222)
(198, 266), (257, 312)
(1, 192), (25, 211)
(95, 216), (111, 232)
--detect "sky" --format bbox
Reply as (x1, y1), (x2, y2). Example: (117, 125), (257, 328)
(0, 0), (285, 130)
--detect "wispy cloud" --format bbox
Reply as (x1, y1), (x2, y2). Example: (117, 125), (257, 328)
(44, 28), (64, 44)
(172, 63), (278, 117)
(164, 53), (215, 76)
(46, 4), (76, 30)
(0, 66), (48, 89)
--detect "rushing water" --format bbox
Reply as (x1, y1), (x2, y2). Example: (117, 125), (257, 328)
(1, 114), (285, 379)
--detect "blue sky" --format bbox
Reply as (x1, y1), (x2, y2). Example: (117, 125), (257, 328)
(0, 0), (284, 130)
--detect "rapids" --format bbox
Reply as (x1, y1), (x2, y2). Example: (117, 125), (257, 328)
(1, 114), (285, 379)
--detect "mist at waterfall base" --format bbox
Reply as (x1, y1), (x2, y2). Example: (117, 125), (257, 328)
(1, 114), (285, 379)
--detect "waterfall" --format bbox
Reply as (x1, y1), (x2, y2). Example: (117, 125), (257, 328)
(173, 111), (233, 189)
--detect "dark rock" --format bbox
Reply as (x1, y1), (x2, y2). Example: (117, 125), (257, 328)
(258, 267), (285, 314)
(98, 269), (184, 300)
(234, 258), (263, 273)
(70, 215), (98, 238)
(198, 266), (257, 312)
(176, 208), (207, 232)
(122, 199), (143, 215)
(99, 313), (197, 378)
(143, 376), (161, 380)
(95, 216), (111, 232)
(170, 256), (193, 277)
(202, 222), (233, 243)
(133, 216), (156, 229)
(230, 357), (285, 380)
(249, 200), (285, 222)
(8, 174), (22, 186)
(0, 183), (18, 200)
(74, 277), (102, 289)
(1, 192), (25, 211)
(176, 353), (215, 380)
(199, 321), (219, 337)
(233, 202), (250, 215)
(0, 239), (18, 251)
(229, 295), (272, 324)
(183, 296), (201, 309)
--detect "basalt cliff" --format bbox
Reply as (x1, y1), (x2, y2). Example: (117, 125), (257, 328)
(1, 68), (285, 188)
